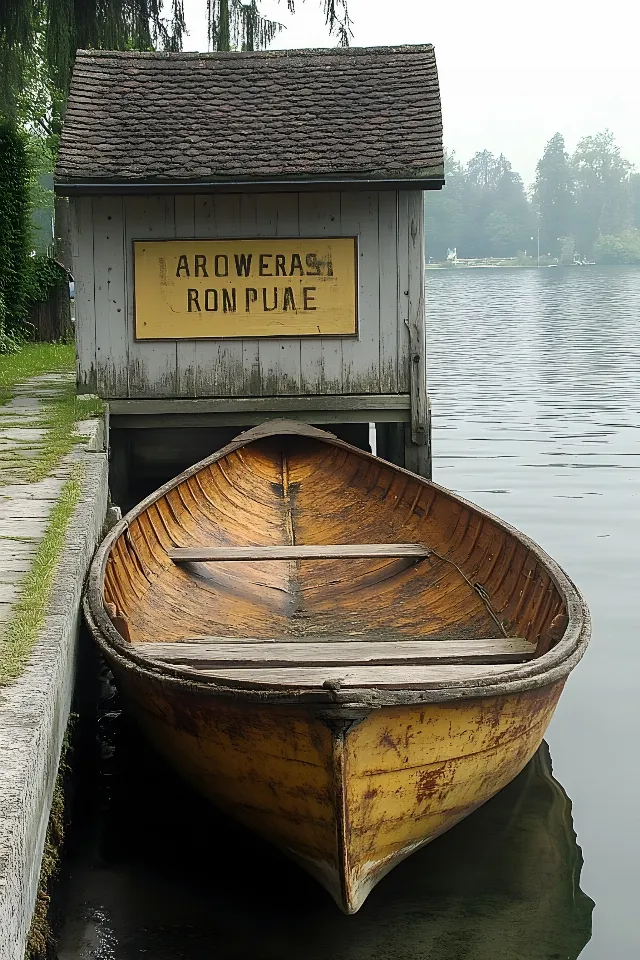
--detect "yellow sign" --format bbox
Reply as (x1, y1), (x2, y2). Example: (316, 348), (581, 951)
(133, 238), (358, 340)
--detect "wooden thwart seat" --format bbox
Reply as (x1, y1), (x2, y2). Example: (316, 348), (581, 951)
(132, 637), (536, 668)
(167, 544), (430, 562)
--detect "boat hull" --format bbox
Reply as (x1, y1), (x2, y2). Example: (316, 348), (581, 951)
(85, 420), (590, 913)
(110, 657), (564, 913)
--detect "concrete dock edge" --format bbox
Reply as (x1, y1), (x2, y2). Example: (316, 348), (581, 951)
(0, 429), (108, 959)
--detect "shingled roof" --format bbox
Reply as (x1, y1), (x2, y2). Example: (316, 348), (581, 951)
(55, 46), (443, 193)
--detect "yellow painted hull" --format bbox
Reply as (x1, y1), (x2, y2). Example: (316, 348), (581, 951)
(113, 664), (563, 913)
(86, 421), (588, 913)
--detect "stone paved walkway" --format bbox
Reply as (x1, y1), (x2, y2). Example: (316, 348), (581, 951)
(0, 373), (96, 630)
(0, 371), (107, 959)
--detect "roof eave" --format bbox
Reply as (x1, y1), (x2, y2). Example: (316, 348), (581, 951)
(54, 172), (445, 197)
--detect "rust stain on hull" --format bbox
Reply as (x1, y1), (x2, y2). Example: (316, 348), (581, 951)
(109, 659), (564, 913)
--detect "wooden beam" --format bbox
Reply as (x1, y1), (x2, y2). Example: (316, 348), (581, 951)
(110, 408), (411, 429)
(108, 394), (412, 417)
(132, 638), (535, 668)
(167, 543), (430, 563)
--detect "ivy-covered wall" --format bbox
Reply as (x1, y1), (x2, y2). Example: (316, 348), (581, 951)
(0, 119), (31, 350)
(0, 119), (69, 351)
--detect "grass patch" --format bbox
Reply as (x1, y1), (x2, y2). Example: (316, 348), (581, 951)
(0, 471), (83, 685)
(0, 343), (74, 404)
(0, 344), (103, 483)
(27, 381), (103, 483)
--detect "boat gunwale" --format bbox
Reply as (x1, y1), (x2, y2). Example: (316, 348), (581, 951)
(84, 420), (591, 707)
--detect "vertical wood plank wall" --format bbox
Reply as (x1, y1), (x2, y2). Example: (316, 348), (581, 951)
(72, 190), (422, 399)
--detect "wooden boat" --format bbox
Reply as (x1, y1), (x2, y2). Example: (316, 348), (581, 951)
(84, 420), (590, 914)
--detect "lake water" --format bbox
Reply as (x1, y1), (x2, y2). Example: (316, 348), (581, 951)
(54, 266), (640, 959)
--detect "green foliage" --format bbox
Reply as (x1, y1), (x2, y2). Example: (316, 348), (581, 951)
(424, 151), (466, 257)
(207, 0), (353, 51)
(429, 130), (637, 263)
(484, 209), (527, 258)
(0, 342), (74, 402)
(0, 470), (83, 684)
(593, 230), (640, 265)
(0, 119), (31, 351)
(5, 33), (58, 257)
(0, 121), (61, 351)
(13, 29), (64, 146)
(24, 254), (68, 306)
(533, 133), (575, 258)
(571, 130), (632, 256)
(0, 347), (101, 487)
(209, 0), (281, 51)
(425, 150), (534, 260)
(489, 156), (535, 256)
(1, 1), (351, 117)
(1, 1), (187, 113)
(24, 382), (103, 483)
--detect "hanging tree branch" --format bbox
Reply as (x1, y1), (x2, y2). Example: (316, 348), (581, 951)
(1, 0), (186, 112)
(1, 0), (351, 118)
(320, 0), (352, 47)
(205, 0), (352, 53)
(207, 0), (285, 53)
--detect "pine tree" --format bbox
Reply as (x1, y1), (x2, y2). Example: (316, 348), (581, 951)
(488, 154), (535, 257)
(533, 133), (574, 259)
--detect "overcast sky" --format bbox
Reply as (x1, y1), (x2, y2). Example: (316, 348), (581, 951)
(182, 0), (638, 187)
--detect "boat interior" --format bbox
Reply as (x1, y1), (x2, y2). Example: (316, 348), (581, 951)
(102, 431), (568, 688)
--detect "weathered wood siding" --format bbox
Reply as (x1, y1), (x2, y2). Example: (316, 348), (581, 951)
(72, 191), (423, 399)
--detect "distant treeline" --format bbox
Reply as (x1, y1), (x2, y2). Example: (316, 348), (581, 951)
(425, 131), (640, 264)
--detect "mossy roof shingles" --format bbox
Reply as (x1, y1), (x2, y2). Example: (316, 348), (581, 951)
(55, 46), (443, 190)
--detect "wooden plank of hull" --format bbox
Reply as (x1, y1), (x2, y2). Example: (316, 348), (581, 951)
(110, 655), (564, 914)
(114, 667), (341, 877)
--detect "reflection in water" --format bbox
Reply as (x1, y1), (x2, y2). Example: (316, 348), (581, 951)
(426, 269), (640, 500)
(54, 654), (592, 960)
(425, 267), (640, 956)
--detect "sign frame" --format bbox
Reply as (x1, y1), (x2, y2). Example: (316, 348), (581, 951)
(132, 236), (360, 342)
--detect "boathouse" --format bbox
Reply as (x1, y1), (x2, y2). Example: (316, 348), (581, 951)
(54, 45), (443, 494)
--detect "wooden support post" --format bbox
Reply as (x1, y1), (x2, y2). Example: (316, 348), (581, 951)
(376, 419), (431, 479)
(53, 196), (72, 340)
(403, 191), (431, 480)
(407, 192), (428, 448)
(324, 423), (371, 453)
(108, 432), (131, 507)
(376, 423), (404, 467)
(403, 414), (432, 480)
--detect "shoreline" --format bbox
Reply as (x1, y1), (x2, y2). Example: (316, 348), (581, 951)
(424, 263), (633, 270)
